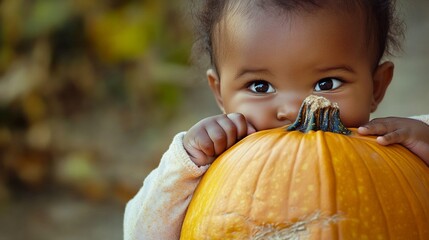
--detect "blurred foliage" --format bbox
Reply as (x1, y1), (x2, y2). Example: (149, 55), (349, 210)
(0, 0), (197, 203)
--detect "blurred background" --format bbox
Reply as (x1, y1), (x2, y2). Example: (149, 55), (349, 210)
(0, 0), (427, 239)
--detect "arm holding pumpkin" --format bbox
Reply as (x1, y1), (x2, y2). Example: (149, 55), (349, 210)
(358, 114), (429, 165)
(124, 132), (209, 240)
(124, 113), (254, 240)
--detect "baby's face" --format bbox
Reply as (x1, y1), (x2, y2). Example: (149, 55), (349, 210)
(210, 6), (391, 130)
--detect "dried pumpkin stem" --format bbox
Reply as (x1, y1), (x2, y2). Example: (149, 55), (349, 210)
(286, 95), (351, 135)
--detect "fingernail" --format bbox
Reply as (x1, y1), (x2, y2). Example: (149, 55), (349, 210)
(227, 113), (239, 118)
(357, 126), (368, 133)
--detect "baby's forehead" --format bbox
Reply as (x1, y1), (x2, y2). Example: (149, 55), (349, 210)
(214, 0), (378, 65)
(217, 1), (367, 41)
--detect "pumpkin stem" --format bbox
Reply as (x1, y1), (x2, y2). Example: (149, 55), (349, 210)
(286, 95), (351, 135)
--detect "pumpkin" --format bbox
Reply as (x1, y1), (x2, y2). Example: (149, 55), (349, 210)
(180, 95), (429, 240)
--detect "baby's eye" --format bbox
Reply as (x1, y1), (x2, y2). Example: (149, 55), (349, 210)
(248, 80), (275, 93)
(314, 78), (342, 91)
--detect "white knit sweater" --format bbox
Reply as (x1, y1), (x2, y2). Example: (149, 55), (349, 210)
(124, 115), (429, 240)
(124, 132), (209, 240)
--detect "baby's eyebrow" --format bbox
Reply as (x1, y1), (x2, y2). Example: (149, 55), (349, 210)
(235, 68), (272, 79)
(316, 65), (356, 74)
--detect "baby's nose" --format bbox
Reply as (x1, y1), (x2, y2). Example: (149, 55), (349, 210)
(276, 97), (304, 122)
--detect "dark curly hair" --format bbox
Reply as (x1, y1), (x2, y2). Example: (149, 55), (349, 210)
(192, 0), (404, 70)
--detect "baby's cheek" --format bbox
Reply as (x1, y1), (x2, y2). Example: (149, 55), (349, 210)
(339, 109), (371, 128)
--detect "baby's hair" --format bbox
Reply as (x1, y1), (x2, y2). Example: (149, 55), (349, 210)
(192, 0), (404, 70)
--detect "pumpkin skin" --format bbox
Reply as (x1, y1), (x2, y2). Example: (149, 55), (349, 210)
(180, 97), (429, 240)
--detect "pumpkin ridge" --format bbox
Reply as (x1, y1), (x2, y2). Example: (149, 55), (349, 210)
(280, 132), (302, 224)
(251, 132), (283, 222)
(283, 131), (303, 222)
(355, 139), (392, 239)
(388, 148), (427, 239)
(381, 143), (428, 237)
(231, 132), (283, 235)
(397, 145), (429, 237)
(316, 131), (339, 239)
(228, 135), (268, 235)
(335, 133), (362, 238)
(384, 147), (423, 237)
(365, 142), (423, 237)
(347, 134), (392, 239)
(331, 133), (389, 238)
(390, 145), (429, 203)
(248, 134), (274, 223)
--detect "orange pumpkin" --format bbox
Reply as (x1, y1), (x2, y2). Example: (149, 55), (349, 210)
(181, 95), (429, 240)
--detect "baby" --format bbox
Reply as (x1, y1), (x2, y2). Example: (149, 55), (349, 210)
(124, 0), (429, 239)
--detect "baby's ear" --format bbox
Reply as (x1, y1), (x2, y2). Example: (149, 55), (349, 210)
(371, 61), (394, 112)
(207, 69), (225, 113)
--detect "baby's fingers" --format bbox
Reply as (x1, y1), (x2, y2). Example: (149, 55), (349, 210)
(207, 113), (250, 156)
(376, 128), (407, 146)
(224, 113), (246, 142)
(226, 113), (255, 138)
(358, 118), (393, 136)
(209, 117), (235, 153)
(358, 117), (416, 146)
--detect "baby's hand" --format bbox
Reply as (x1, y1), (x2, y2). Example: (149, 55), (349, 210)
(183, 113), (256, 166)
(358, 117), (429, 165)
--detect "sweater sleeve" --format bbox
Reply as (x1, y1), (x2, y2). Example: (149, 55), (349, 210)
(124, 132), (209, 240)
